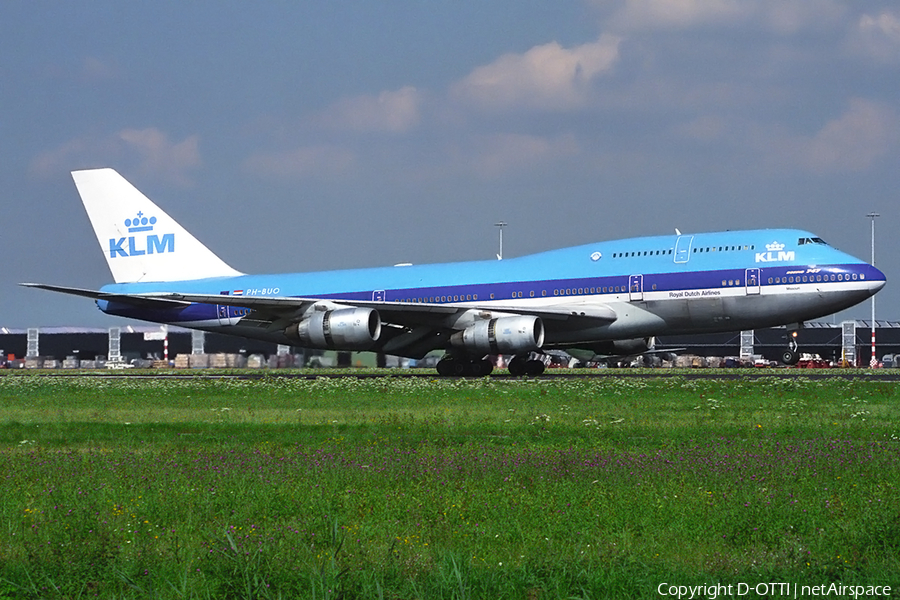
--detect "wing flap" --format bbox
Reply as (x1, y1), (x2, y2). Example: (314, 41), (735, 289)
(483, 303), (617, 322)
(145, 293), (617, 324)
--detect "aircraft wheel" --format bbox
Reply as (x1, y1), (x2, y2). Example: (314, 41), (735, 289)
(507, 357), (527, 376)
(472, 359), (494, 376)
(781, 349), (799, 366)
(525, 359), (545, 376)
(436, 357), (455, 376)
(450, 360), (469, 376)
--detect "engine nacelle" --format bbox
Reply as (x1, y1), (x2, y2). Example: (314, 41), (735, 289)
(285, 307), (381, 350)
(449, 316), (544, 355)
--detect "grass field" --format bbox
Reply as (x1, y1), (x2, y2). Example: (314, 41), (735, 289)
(1, 372), (899, 599)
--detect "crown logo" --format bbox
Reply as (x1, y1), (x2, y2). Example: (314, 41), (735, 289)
(125, 211), (157, 233)
(766, 241), (785, 252)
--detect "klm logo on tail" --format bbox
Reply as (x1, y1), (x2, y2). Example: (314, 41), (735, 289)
(109, 212), (175, 258)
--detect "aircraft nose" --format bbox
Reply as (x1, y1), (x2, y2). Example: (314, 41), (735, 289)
(869, 265), (887, 292)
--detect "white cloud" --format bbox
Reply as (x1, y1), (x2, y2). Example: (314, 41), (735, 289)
(675, 115), (728, 142)
(313, 86), (422, 133)
(845, 10), (900, 64)
(243, 145), (355, 179)
(30, 128), (201, 184)
(766, 99), (900, 174)
(452, 35), (621, 111)
(801, 99), (899, 173)
(609, 0), (745, 31)
(606, 0), (845, 33)
(117, 129), (201, 182)
(465, 133), (579, 177)
(760, 0), (846, 35)
(79, 56), (121, 82)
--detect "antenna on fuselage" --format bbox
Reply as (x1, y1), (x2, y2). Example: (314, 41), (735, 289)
(675, 228), (682, 235)
(495, 221), (507, 260)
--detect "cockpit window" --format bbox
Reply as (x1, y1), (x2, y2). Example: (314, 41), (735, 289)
(798, 237), (828, 246)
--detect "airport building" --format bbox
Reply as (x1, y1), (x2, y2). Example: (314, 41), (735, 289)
(2, 320), (900, 368)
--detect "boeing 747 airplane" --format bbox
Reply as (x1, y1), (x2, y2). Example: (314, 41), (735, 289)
(24, 168), (885, 375)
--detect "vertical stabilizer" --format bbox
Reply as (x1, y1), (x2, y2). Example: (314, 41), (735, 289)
(72, 168), (242, 283)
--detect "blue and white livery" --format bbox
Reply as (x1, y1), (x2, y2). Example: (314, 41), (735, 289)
(23, 168), (885, 375)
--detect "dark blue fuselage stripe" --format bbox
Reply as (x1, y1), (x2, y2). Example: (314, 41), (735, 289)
(325, 263), (876, 303)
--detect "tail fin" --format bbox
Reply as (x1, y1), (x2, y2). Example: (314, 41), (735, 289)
(72, 168), (242, 283)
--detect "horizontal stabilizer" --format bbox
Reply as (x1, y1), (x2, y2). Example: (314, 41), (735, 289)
(19, 283), (190, 309)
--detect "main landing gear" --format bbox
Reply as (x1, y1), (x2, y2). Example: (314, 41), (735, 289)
(436, 356), (494, 377)
(435, 354), (546, 376)
(507, 355), (546, 376)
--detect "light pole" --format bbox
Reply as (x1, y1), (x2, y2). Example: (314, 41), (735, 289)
(494, 221), (507, 260)
(867, 212), (879, 367)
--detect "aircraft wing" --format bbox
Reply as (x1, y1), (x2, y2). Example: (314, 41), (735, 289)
(22, 286), (618, 357)
(101, 291), (618, 325)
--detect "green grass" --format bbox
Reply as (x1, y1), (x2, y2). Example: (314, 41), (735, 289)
(0, 374), (898, 598)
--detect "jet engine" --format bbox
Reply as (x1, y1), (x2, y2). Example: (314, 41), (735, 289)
(285, 307), (381, 350)
(449, 316), (544, 355)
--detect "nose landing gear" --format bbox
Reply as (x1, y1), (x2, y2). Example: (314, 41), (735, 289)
(781, 329), (800, 366)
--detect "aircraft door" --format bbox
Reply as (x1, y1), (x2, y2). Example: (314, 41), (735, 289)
(629, 275), (643, 301)
(745, 268), (760, 295)
(372, 290), (386, 302)
(674, 235), (693, 264)
(217, 304), (231, 326)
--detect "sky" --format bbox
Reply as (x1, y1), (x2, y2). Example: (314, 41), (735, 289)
(2, 1), (899, 329)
